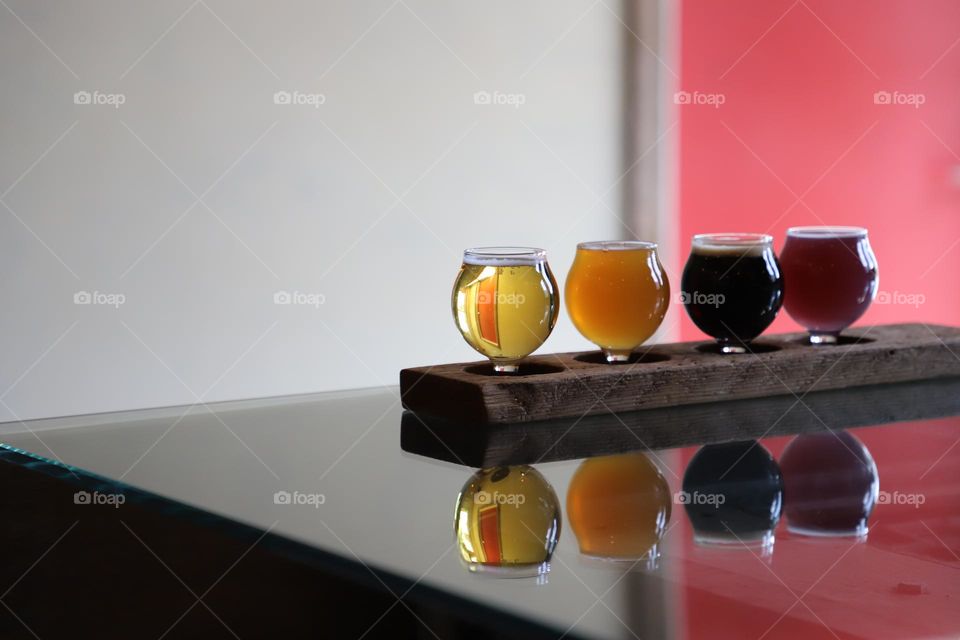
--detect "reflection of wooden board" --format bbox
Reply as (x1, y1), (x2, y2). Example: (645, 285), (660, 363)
(400, 377), (960, 467)
(399, 324), (960, 424)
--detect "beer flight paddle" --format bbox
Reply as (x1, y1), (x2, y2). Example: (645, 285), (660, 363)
(404, 228), (959, 424)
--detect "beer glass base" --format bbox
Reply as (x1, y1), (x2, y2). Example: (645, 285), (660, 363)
(602, 349), (633, 363)
(492, 363), (520, 374)
(577, 545), (661, 571)
(718, 343), (748, 354)
(787, 522), (868, 540)
(694, 529), (775, 551)
(807, 332), (839, 345)
(464, 560), (551, 581)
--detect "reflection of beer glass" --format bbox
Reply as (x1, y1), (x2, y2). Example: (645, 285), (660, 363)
(780, 226), (878, 344)
(565, 241), (670, 363)
(682, 440), (783, 550)
(779, 431), (878, 538)
(681, 234), (784, 353)
(567, 453), (671, 566)
(452, 248), (559, 373)
(454, 466), (561, 578)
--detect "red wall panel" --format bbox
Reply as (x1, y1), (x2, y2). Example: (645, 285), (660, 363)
(675, 2), (960, 638)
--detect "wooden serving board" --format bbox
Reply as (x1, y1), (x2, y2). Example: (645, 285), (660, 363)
(401, 377), (960, 467)
(399, 323), (960, 424)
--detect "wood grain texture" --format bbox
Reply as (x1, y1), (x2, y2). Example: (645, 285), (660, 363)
(399, 323), (960, 424)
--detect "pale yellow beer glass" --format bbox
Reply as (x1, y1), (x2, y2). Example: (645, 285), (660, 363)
(452, 247), (559, 373)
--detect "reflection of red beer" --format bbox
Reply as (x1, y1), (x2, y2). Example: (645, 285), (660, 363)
(780, 227), (878, 343)
(779, 431), (878, 538)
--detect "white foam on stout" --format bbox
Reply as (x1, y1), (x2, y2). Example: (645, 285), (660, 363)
(463, 248), (546, 266)
(691, 235), (772, 257)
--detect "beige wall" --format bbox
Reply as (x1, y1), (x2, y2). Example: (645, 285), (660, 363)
(1, 1), (633, 420)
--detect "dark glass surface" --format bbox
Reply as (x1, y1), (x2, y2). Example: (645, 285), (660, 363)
(1, 380), (959, 639)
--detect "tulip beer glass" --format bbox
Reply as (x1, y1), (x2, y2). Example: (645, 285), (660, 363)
(780, 226), (878, 344)
(565, 241), (670, 362)
(452, 247), (559, 373)
(681, 233), (784, 353)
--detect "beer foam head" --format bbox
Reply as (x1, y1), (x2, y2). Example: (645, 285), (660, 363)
(691, 234), (773, 257)
(463, 247), (547, 266)
(577, 240), (657, 252)
(787, 226), (868, 239)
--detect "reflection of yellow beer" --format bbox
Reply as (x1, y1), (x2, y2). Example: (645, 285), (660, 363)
(452, 249), (558, 372)
(567, 453), (671, 560)
(455, 466), (561, 576)
(565, 241), (669, 361)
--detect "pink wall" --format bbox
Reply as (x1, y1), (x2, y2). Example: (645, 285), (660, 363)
(675, 1), (960, 637)
(677, 0), (960, 340)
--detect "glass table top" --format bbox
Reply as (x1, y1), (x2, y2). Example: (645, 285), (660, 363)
(1, 380), (958, 639)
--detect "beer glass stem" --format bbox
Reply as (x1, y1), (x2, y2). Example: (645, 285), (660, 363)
(808, 331), (839, 345)
(602, 349), (632, 363)
(493, 363), (519, 374)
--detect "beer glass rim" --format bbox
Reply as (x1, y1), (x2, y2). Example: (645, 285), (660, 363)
(577, 240), (658, 251)
(691, 233), (773, 248)
(463, 246), (547, 266)
(787, 225), (868, 238)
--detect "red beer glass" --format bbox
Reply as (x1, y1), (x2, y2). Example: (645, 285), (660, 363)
(780, 226), (878, 344)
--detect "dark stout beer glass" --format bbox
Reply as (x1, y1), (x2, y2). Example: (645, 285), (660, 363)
(681, 234), (784, 353)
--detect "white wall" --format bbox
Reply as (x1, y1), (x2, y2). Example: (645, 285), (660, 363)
(0, 0), (630, 420)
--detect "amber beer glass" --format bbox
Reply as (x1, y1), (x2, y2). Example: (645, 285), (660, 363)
(452, 247), (559, 373)
(567, 453), (671, 565)
(565, 241), (670, 362)
(780, 226), (878, 344)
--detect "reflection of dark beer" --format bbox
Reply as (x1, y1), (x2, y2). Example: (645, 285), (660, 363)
(681, 234), (784, 352)
(681, 440), (783, 547)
